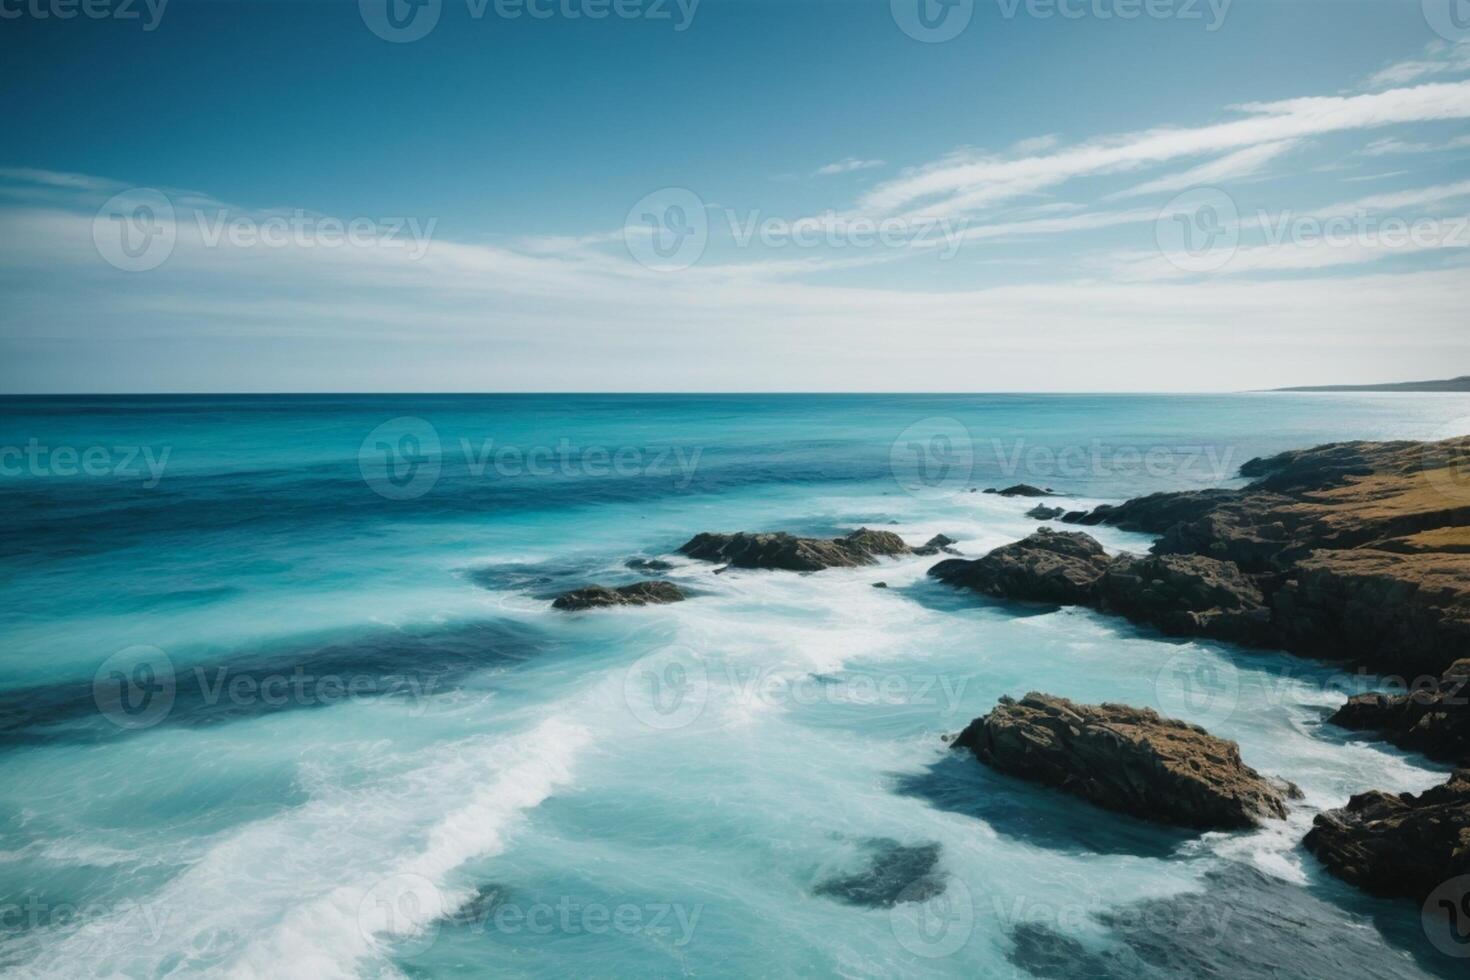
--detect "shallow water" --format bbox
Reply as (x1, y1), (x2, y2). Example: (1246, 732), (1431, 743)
(1, 393), (1466, 978)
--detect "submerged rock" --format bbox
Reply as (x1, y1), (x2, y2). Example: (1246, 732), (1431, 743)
(1303, 768), (1470, 900)
(625, 557), (674, 572)
(1007, 863), (1422, 980)
(551, 580), (686, 610)
(928, 529), (1111, 605)
(1327, 660), (1470, 764)
(952, 693), (1297, 830)
(678, 528), (909, 571)
(812, 838), (945, 908)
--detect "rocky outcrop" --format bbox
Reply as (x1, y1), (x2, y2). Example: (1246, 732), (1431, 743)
(928, 529), (1110, 605)
(1096, 553), (1272, 645)
(1026, 504), (1065, 520)
(678, 528), (910, 571)
(952, 693), (1297, 830)
(1303, 769), (1470, 900)
(1328, 660), (1470, 764)
(927, 530), (1271, 643)
(912, 533), (960, 557)
(1269, 549), (1470, 678)
(986, 484), (1054, 497)
(551, 580), (686, 610)
(1054, 437), (1470, 678)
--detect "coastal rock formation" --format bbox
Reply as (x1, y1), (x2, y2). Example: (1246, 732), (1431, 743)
(985, 484), (1054, 497)
(1096, 553), (1271, 645)
(678, 528), (910, 571)
(912, 533), (960, 557)
(1328, 660), (1470, 764)
(1053, 437), (1470, 677)
(1026, 504), (1065, 520)
(952, 693), (1296, 830)
(928, 529), (1110, 605)
(1303, 769), (1470, 900)
(551, 580), (686, 610)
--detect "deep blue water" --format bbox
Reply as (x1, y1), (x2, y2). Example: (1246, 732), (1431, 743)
(1, 393), (1467, 978)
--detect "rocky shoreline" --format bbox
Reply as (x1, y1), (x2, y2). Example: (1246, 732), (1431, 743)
(929, 436), (1470, 908)
(550, 435), (1470, 916)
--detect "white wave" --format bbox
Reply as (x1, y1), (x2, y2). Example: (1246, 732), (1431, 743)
(15, 716), (589, 980)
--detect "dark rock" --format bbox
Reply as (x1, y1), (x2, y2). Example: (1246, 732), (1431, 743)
(992, 484), (1053, 497)
(1008, 863), (1428, 980)
(551, 580), (686, 610)
(1069, 437), (1470, 679)
(912, 533), (961, 556)
(813, 838), (945, 908)
(678, 528), (909, 571)
(1327, 659), (1470, 764)
(928, 529), (1111, 605)
(872, 581), (888, 589)
(1097, 552), (1272, 644)
(1026, 504), (1065, 520)
(1304, 768), (1470, 900)
(625, 557), (674, 572)
(1069, 489), (1240, 532)
(1269, 548), (1470, 677)
(952, 692), (1297, 830)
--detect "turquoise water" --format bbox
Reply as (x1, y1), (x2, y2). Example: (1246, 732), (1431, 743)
(2, 393), (1467, 979)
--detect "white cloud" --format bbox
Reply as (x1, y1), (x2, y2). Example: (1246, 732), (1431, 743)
(860, 81), (1470, 219)
(813, 157), (886, 176)
(1107, 140), (1299, 199)
(1365, 40), (1470, 88)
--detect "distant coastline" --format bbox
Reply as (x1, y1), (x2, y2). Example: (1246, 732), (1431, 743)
(1272, 375), (1470, 392)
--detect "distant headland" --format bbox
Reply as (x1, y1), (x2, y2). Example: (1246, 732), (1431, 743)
(1272, 376), (1470, 392)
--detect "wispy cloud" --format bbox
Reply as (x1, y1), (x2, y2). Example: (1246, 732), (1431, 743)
(860, 81), (1470, 219)
(1365, 40), (1470, 88)
(813, 157), (886, 176)
(1107, 140), (1300, 199)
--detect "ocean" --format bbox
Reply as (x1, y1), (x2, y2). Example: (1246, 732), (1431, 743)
(1, 392), (1466, 979)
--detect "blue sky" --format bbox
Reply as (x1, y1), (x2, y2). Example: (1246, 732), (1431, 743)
(2, 0), (1468, 391)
